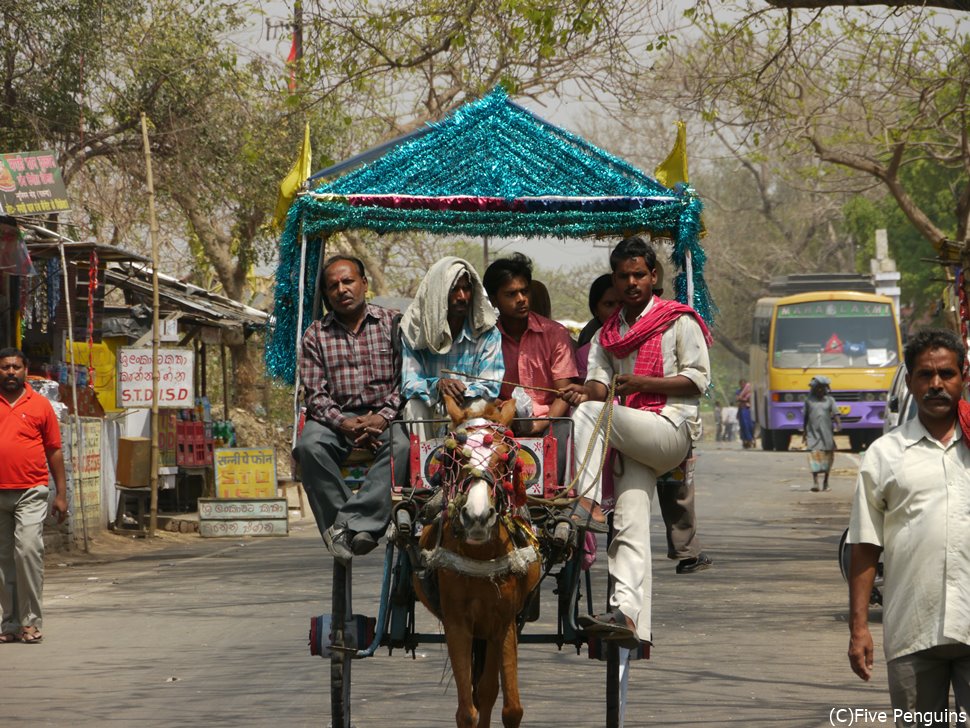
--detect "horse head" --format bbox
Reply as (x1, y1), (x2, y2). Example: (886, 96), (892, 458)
(441, 395), (520, 545)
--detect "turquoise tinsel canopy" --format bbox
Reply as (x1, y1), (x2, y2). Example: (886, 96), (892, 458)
(267, 87), (713, 382)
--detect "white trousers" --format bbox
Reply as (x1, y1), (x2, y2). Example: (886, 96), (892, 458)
(572, 401), (691, 642)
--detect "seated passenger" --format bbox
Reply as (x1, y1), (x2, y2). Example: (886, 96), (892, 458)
(293, 255), (406, 563)
(400, 257), (504, 439)
(482, 253), (578, 481)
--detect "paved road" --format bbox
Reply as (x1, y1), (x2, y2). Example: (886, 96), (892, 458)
(5, 442), (901, 727)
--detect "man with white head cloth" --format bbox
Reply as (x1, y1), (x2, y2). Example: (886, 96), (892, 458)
(400, 257), (505, 438)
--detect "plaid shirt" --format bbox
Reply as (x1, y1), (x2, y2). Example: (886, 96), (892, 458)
(401, 323), (504, 404)
(300, 304), (402, 428)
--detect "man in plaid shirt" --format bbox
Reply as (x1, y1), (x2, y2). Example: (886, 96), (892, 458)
(294, 255), (405, 562)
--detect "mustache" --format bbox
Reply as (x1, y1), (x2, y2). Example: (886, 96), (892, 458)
(923, 390), (953, 401)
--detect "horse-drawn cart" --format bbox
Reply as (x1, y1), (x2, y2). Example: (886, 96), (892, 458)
(308, 410), (652, 728)
(265, 88), (712, 728)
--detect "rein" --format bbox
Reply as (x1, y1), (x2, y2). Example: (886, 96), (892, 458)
(437, 370), (621, 509)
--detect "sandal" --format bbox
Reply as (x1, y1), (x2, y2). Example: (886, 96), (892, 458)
(578, 609), (636, 640)
(19, 625), (42, 643)
(569, 500), (609, 534)
(0, 632), (19, 644)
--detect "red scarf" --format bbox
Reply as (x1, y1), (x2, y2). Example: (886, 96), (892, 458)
(959, 400), (970, 443)
(598, 297), (713, 412)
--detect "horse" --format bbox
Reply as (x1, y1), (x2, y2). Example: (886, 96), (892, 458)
(413, 395), (543, 728)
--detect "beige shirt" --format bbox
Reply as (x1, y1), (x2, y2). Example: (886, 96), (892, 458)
(585, 297), (711, 440)
(849, 416), (970, 661)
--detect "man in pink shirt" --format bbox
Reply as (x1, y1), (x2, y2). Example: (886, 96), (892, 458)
(483, 254), (578, 481)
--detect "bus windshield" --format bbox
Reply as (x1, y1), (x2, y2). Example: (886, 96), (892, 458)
(772, 300), (898, 369)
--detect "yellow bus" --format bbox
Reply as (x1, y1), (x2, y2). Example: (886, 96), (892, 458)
(749, 287), (902, 452)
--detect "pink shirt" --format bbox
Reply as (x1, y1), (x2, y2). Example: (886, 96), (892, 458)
(498, 313), (578, 417)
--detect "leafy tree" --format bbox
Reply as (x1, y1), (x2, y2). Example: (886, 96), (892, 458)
(655, 6), (969, 319)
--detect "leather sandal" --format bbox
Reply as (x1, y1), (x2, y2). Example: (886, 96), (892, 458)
(569, 501), (609, 534)
(578, 609), (635, 640)
(19, 625), (42, 643)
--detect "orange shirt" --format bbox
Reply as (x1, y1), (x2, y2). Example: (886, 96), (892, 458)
(0, 383), (62, 489)
(498, 312), (578, 417)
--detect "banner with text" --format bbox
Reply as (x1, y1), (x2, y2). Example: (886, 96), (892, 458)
(0, 150), (70, 216)
(118, 348), (194, 408)
(214, 448), (277, 499)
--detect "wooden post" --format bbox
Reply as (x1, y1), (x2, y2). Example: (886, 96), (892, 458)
(57, 242), (89, 553)
(141, 112), (162, 537)
(220, 344), (230, 420)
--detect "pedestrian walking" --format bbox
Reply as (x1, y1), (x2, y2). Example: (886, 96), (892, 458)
(848, 328), (970, 725)
(0, 347), (68, 644)
(803, 375), (841, 492)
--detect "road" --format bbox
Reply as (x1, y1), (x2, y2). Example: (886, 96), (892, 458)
(5, 442), (900, 728)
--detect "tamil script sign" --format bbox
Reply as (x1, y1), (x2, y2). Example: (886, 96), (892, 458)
(0, 150), (70, 216)
(118, 348), (194, 408)
(214, 448), (277, 499)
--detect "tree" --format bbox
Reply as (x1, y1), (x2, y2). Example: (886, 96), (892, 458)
(0, 1), (358, 404)
(649, 5), (969, 334)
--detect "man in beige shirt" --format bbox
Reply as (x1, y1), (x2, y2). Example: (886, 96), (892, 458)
(849, 328), (970, 726)
(560, 237), (712, 647)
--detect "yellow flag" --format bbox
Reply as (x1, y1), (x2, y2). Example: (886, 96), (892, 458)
(272, 122), (312, 230)
(654, 120), (688, 188)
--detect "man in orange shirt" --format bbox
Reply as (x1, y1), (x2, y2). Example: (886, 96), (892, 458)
(0, 348), (68, 644)
(483, 254), (578, 482)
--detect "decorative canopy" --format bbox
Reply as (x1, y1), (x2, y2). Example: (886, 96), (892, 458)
(267, 87), (710, 382)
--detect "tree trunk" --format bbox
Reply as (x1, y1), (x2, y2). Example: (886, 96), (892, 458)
(228, 338), (259, 409)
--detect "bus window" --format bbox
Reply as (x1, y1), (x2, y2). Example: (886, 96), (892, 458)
(772, 301), (899, 369)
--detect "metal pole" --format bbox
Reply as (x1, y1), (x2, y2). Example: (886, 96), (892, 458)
(141, 112), (162, 537)
(57, 242), (89, 553)
(291, 222), (308, 455)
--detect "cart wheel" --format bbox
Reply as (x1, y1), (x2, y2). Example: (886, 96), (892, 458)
(331, 560), (353, 728)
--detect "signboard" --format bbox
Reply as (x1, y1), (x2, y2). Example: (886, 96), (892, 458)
(213, 448), (277, 499)
(198, 498), (288, 538)
(0, 150), (70, 216)
(118, 348), (194, 408)
(777, 301), (892, 319)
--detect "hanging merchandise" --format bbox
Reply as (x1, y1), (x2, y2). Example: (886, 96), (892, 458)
(47, 257), (60, 322)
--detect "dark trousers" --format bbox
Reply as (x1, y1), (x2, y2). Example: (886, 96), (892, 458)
(293, 416), (408, 539)
(888, 644), (970, 727)
(657, 456), (701, 560)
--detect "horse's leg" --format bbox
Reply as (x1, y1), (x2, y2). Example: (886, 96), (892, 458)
(447, 630), (479, 728)
(475, 635), (503, 728)
(498, 623), (523, 728)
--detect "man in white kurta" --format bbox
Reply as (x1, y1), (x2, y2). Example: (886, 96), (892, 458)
(561, 237), (711, 645)
(848, 328), (970, 726)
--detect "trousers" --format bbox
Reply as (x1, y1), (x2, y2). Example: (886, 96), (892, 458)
(888, 644), (970, 727)
(0, 486), (49, 633)
(572, 401), (691, 642)
(294, 416), (408, 539)
(657, 456), (701, 560)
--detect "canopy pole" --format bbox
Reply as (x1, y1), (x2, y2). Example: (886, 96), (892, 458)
(291, 220), (308, 456)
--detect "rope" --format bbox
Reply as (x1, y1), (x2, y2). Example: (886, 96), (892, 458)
(525, 376), (619, 508)
(429, 367), (621, 508)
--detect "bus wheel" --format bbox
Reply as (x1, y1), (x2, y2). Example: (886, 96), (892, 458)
(848, 431), (864, 453)
(772, 431), (791, 451)
(761, 428), (774, 451)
